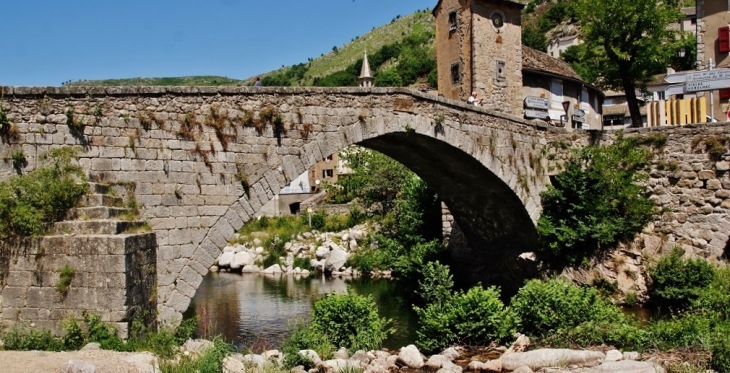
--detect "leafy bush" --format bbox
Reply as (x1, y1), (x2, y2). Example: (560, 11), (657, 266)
(713, 336), (730, 373)
(2, 327), (64, 351)
(544, 320), (648, 350)
(648, 247), (715, 309)
(310, 290), (393, 351)
(537, 134), (656, 267)
(0, 146), (88, 238)
(414, 282), (514, 353)
(693, 267), (730, 318)
(292, 256), (312, 271)
(309, 211), (326, 231)
(85, 313), (129, 351)
(646, 312), (717, 351)
(61, 319), (85, 350)
(511, 279), (625, 337)
(281, 322), (333, 369)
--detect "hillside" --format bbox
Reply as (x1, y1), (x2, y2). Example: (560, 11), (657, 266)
(64, 75), (242, 87)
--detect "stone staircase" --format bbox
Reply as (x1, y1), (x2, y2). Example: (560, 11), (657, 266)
(0, 183), (158, 337)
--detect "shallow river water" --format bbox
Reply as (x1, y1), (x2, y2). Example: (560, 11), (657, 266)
(188, 272), (418, 351)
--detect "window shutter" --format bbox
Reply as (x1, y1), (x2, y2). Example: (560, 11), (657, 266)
(721, 88), (730, 100)
(720, 26), (730, 53)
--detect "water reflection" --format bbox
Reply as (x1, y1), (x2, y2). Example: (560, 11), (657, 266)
(190, 273), (417, 351)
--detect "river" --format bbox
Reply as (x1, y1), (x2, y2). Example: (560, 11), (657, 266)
(188, 272), (418, 352)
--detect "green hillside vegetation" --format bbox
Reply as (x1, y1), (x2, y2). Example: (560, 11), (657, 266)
(64, 76), (242, 87)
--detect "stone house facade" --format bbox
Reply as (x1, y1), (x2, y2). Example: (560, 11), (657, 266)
(697, 1), (730, 120)
(433, 0), (603, 129)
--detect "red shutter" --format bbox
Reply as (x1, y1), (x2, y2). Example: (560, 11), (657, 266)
(720, 26), (730, 53)
(721, 88), (730, 100)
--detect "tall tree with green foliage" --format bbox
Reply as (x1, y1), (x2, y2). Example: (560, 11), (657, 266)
(574, 0), (683, 127)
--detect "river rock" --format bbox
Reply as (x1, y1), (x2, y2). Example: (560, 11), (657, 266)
(124, 352), (159, 373)
(223, 355), (245, 373)
(437, 360), (463, 373)
(500, 349), (605, 370)
(218, 251), (234, 267)
(586, 360), (664, 373)
(505, 333), (530, 354)
(231, 251), (254, 269)
(263, 264), (283, 274)
(512, 366), (534, 373)
(349, 239), (358, 250)
(316, 246), (330, 259)
(255, 246), (264, 254)
(350, 350), (371, 366)
(623, 352), (640, 361)
(325, 248), (349, 272)
(426, 354), (451, 369)
(61, 360), (96, 373)
(183, 339), (214, 356)
(334, 347), (349, 359)
(605, 349), (622, 362)
(298, 350), (322, 365)
(253, 238), (262, 246)
(241, 264), (259, 273)
(80, 342), (101, 351)
(398, 344), (425, 369)
(243, 353), (265, 368)
(440, 347), (461, 361)
(321, 358), (349, 372)
(350, 229), (363, 241)
(342, 233), (350, 241)
(468, 359), (502, 371)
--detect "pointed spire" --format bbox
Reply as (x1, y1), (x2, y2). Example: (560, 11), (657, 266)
(358, 51), (374, 87)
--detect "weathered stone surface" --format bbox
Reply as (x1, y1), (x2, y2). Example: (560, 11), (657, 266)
(468, 359), (502, 371)
(230, 251), (254, 269)
(61, 360), (96, 373)
(398, 345), (425, 369)
(605, 349), (622, 362)
(499, 349), (605, 370)
(585, 360), (664, 373)
(325, 248), (349, 272)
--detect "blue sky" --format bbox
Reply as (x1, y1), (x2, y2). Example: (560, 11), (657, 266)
(1, 0), (430, 86)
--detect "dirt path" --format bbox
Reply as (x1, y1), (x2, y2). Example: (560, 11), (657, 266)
(0, 349), (158, 373)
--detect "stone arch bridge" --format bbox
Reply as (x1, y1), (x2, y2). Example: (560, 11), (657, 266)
(4, 86), (727, 327)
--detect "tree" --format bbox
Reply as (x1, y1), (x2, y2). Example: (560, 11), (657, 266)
(575, 0), (683, 127)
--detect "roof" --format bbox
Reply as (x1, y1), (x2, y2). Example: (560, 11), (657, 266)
(521, 45), (581, 81)
(603, 104), (647, 117)
(433, 0), (525, 15)
(359, 53), (373, 79)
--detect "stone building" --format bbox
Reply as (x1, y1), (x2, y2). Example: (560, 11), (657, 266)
(696, 1), (730, 120)
(433, 0), (603, 129)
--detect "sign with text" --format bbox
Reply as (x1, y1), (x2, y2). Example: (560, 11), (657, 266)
(684, 69), (730, 93)
(573, 108), (585, 117)
(524, 96), (549, 110)
(524, 109), (549, 119)
(572, 115), (585, 122)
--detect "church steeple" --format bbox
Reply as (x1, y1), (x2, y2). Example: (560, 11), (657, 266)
(358, 52), (374, 87)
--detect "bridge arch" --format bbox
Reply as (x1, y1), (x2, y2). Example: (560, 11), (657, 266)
(0, 86), (553, 324)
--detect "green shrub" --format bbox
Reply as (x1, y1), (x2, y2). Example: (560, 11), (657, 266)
(511, 279), (625, 337)
(693, 267), (730, 318)
(85, 313), (129, 351)
(292, 256), (312, 271)
(345, 246), (388, 273)
(713, 336), (730, 373)
(537, 134), (655, 267)
(547, 320), (648, 350)
(346, 206), (366, 227)
(648, 247), (715, 309)
(281, 322), (333, 369)
(2, 327), (64, 351)
(415, 285), (515, 353)
(0, 146), (88, 238)
(309, 211), (326, 230)
(61, 319), (85, 350)
(646, 312), (716, 350)
(56, 265), (75, 296)
(311, 290), (393, 351)
(414, 264), (514, 352)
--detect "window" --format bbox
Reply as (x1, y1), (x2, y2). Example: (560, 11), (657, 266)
(310, 170), (316, 179)
(720, 26), (730, 53)
(448, 11), (458, 31)
(322, 169), (334, 178)
(690, 17), (696, 25)
(450, 62), (461, 85)
(550, 80), (564, 109)
(326, 154), (333, 161)
(495, 60), (506, 82)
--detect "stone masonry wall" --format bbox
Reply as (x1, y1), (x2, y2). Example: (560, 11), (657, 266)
(1, 232), (156, 337)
